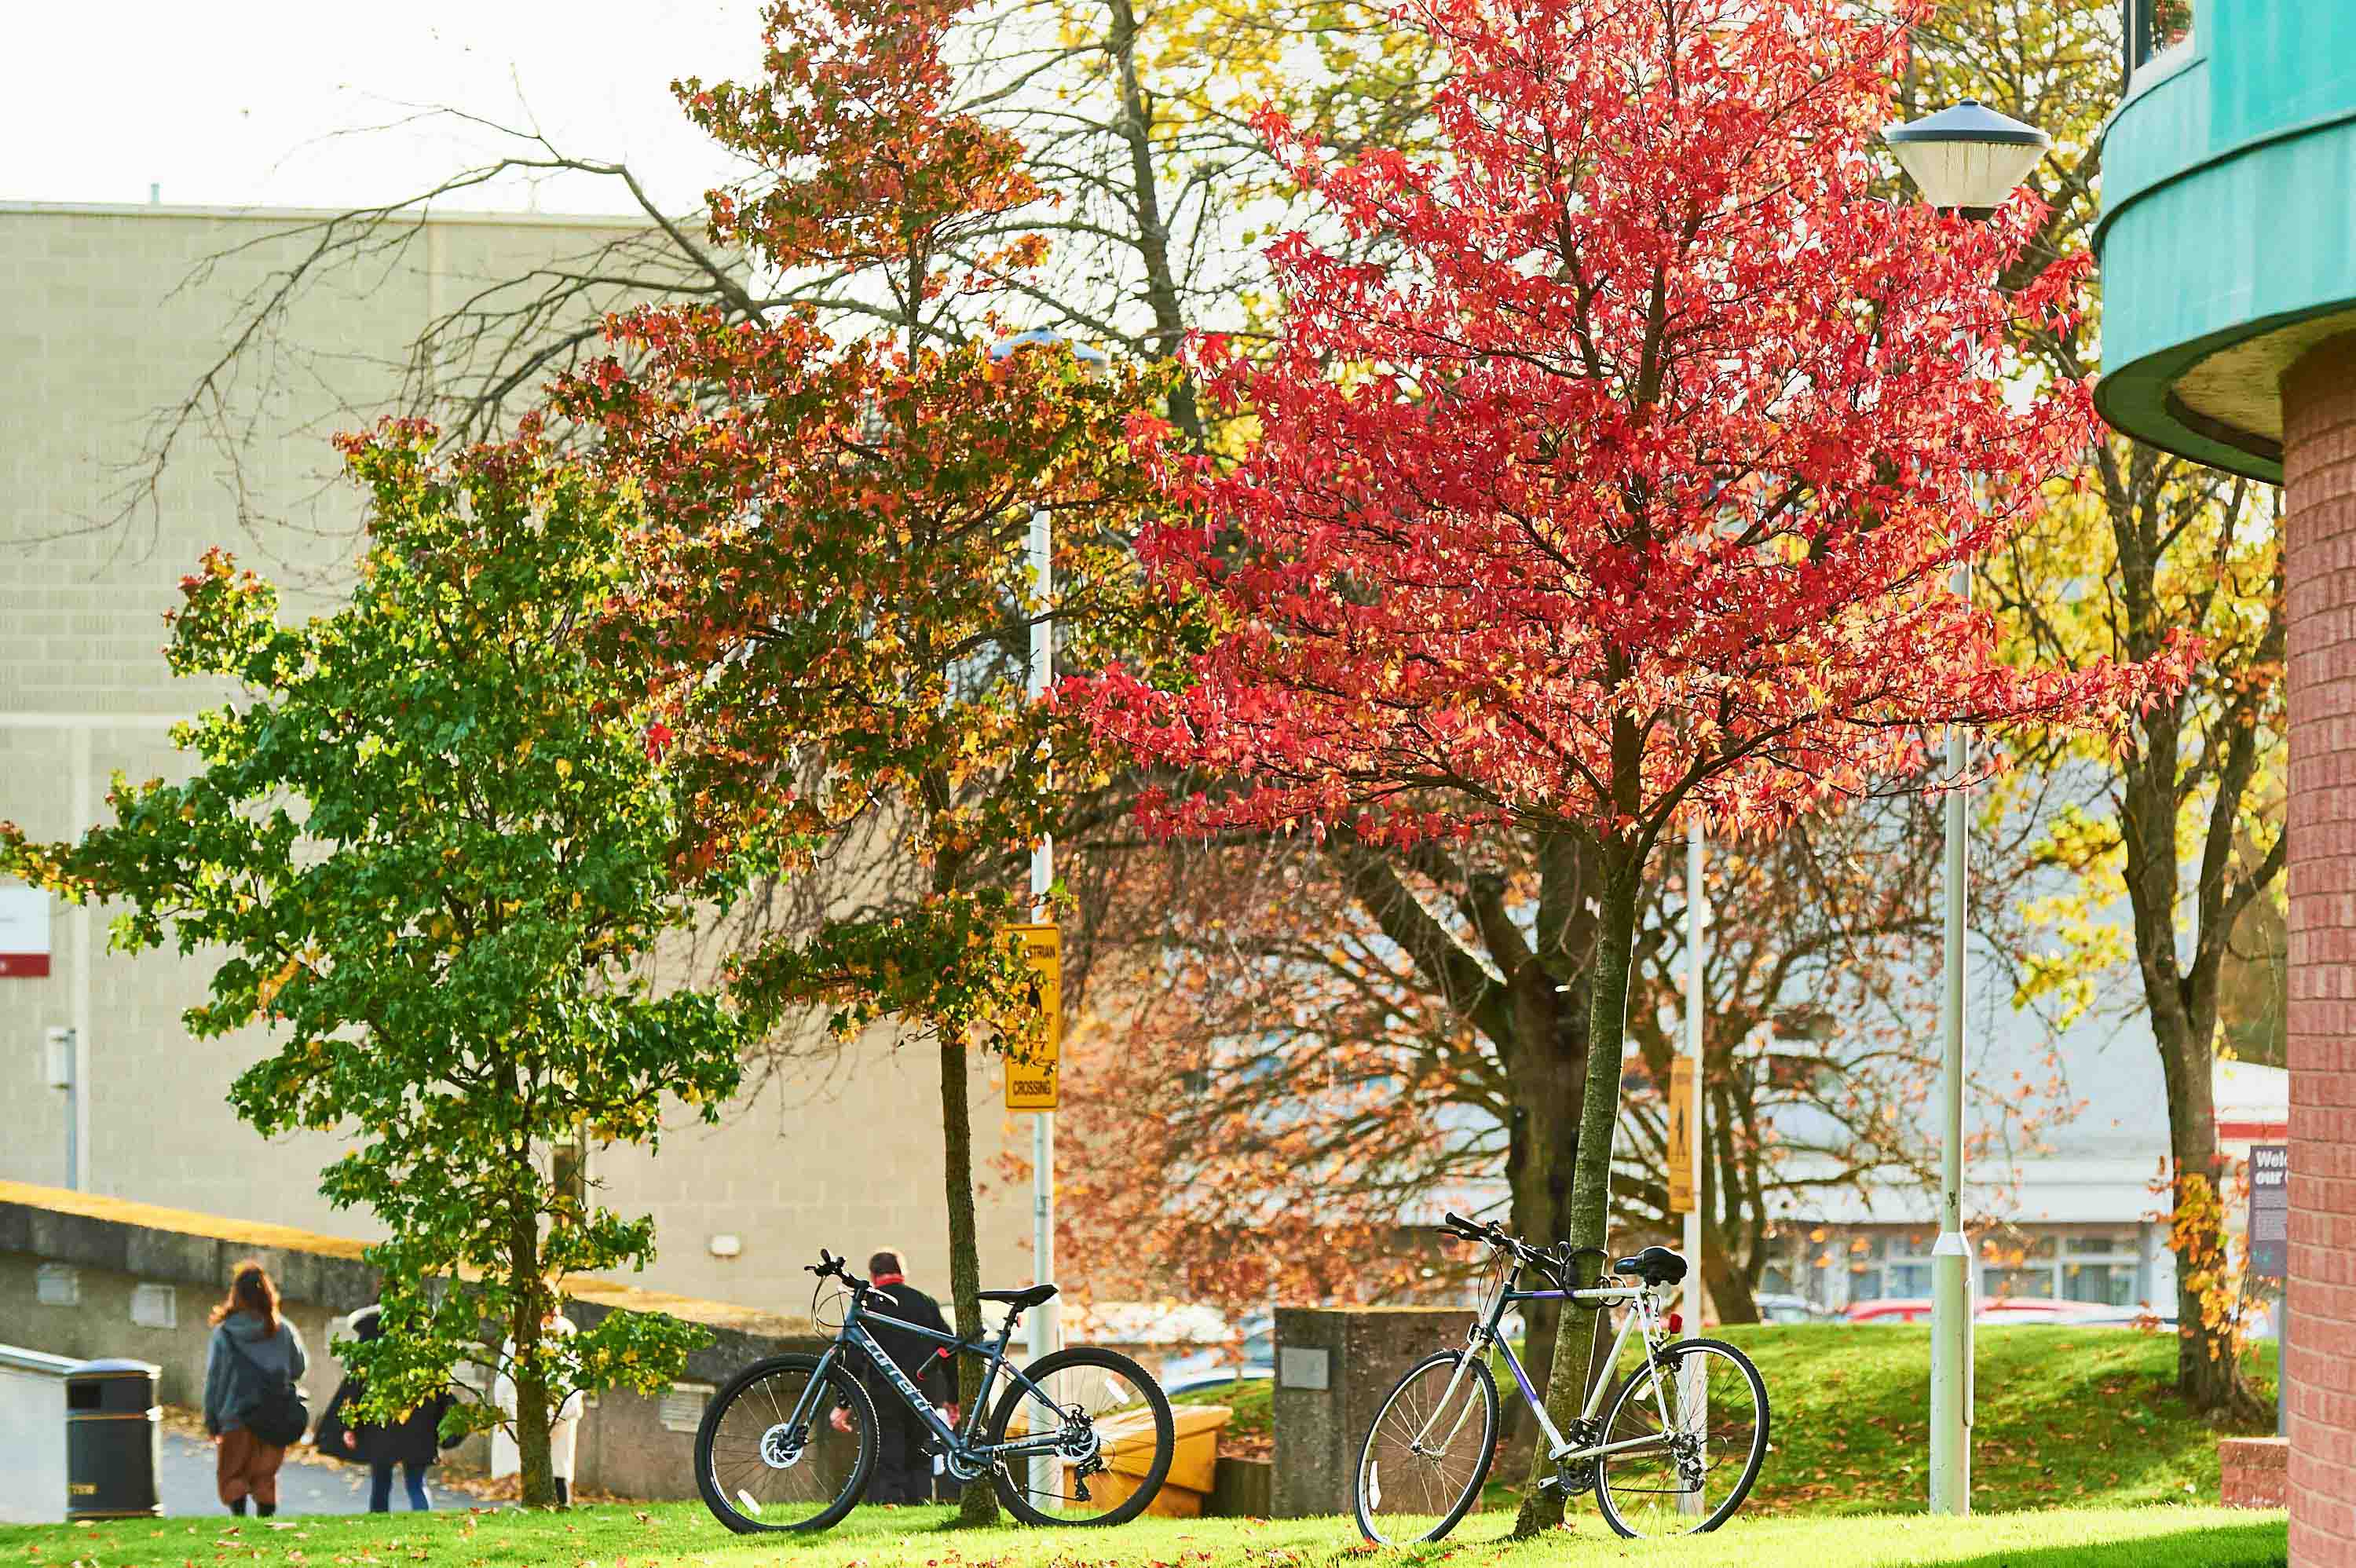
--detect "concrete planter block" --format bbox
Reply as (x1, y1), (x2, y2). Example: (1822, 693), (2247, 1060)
(1271, 1306), (1473, 1519)
(1209, 1455), (1272, 1518)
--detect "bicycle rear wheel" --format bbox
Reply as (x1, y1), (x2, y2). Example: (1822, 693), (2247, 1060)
(695, 1354), (877, 1533)
(986, 1346), (1174, 1526)
(1352, 1350), (1498, 1544)
(1592, 1338), (1768, 1538)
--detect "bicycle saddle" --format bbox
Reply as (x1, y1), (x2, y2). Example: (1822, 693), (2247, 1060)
(978, 1283), (1059, 1308)
(1612, 1245), (1688, 1286)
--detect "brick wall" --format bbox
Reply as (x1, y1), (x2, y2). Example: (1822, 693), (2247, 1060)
(2222, 1437), (2291, 1510)
(2281, 332), (2356, 1566)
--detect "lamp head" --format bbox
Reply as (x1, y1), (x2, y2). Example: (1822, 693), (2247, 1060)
(1882, 99), (2050, 217)
(990, 328), (1110, 374)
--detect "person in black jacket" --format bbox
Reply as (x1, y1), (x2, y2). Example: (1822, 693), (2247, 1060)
(849, 1249), (957, 1504)
(316, 1305), (453, 1512)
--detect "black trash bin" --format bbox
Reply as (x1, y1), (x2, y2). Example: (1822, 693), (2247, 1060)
(66, 1358), (163, 1520)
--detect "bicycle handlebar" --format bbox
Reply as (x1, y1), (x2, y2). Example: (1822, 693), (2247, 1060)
(805, 1249), (870, 1292)
(1436, 1213), (1607, 1286)
(1439, 1211), (1547, 1263)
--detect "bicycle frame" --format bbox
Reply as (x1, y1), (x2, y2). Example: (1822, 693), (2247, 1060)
(785, 1288), (1070, 1470)
(1411, 1253), (1683, 1467)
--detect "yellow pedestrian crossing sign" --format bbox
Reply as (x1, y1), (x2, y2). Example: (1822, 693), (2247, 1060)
(1667, 1058), (1696, 1213)
(1004, 923), (1060, 1112)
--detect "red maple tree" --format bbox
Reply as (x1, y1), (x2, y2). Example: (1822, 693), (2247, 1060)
(1078, 0), (2183, 1527)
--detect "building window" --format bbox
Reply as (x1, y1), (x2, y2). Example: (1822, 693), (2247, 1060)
(2125, 0), (2194, 73)
(551, 1137), (591, 1216)
(659, 1382), (714, 1434)
(1978, 1229), (2145, 1304)
(2062, 1231), (2143, 1307)
(1848, 1232), (1937, 1301)
(130, 1282), (177, 1329)
(36, 1263), (79, 1307)
(1982, 1234), (2059, 1299)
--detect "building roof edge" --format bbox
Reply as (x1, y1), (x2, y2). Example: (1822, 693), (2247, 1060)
(0, 199), (660, 230)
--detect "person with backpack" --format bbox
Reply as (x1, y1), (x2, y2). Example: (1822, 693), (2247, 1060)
(203, 1262), (309, 1517)
(316, 1305), (454, 1512)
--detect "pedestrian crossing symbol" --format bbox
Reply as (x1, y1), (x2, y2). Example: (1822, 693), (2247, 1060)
(1004, 923), (1060, 1112)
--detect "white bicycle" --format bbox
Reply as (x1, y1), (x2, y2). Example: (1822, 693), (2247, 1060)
(1352, 1212), (1769, 1541)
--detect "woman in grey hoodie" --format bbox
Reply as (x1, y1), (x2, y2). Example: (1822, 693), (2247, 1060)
(203, 1262), (308, 1517)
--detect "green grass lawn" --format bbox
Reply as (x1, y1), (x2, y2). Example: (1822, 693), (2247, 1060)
(9, 1323), (2280, 1566)
(1162, 1324), (2270, 1517)
(1707, 1325), (2277, 1515)
(1173, 1376), (1271, 1449)
(0, 1501), (2284, 1568)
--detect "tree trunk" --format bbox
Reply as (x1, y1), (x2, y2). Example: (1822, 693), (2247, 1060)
(507, 1205), (557, 1508)
(1104, 0), (1203, 447)
(1701, 1234), (1758, 1326)
(1703, 1092), (1758, 1325)
(2123, 730), (2267, 1424)
(1513, 841), (1642, 1537)
(2157, 1024), (2267, 1424)
(1498, 967), (1586, 1473)
(938, 1034), (1001, 1524)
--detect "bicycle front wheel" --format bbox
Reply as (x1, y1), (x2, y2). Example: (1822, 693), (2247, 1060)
(1353, 1349), (1498, 1544)
(986, 1346), (1174, 1526)
(1593, 1337), (1768, 1538)
(695, 1354), (877, 1533)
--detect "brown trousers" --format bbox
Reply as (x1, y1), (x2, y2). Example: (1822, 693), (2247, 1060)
(216, 1427), (286, 1507)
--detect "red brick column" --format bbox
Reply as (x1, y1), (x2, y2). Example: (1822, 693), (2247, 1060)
(2283, 332), (2356, 1563)
(2223, 1437), (2292, 1509)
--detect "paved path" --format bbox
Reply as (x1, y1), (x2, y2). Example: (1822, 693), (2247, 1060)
(159, 1432), (450, 1519)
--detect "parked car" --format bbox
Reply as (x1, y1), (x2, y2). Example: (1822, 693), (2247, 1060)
(1159, 1365), (1274, 1399)
(1846, 1296), (1931, 1325)
(1158, 1312), (1273, 1387)
(1753, 1292), (1836, 1324)
(1847, 1296), (2124, 1327)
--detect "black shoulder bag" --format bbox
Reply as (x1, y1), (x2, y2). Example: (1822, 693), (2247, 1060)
(224, 1329), (312, 1447)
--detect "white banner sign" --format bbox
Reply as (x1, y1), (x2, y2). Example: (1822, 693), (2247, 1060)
(0, 883), (53, 978)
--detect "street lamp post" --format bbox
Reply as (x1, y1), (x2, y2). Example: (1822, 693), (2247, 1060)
(1678, 822), (1707, 1519)
(990, 327), (1107, 1504)
(1880, 99), (2051, 1519)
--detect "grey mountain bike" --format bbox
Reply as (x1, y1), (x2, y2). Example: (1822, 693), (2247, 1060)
(695, 1250), (1173, 1532)
(1353, 1212), (1769, 1541)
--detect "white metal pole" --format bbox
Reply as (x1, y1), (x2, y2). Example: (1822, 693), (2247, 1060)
(70, 722), (92, 1192)
(1679, 822), (1707, 1516)
(1026, 505), (1059, 1500)
(1930, 558), (1973, 1515)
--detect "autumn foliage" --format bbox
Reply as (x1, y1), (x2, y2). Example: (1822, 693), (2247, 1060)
(1077, 0), (2183, 1530)
(564, 0), (1180, 1526)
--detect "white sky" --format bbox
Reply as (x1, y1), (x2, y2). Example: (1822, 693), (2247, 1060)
(7, 1), (777, 214)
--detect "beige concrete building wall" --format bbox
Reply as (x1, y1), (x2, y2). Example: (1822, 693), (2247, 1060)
(0, 203), (1030, 1314)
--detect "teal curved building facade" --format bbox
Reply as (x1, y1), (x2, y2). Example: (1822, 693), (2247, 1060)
(2098, 7), (2356, 1563)
(2097, 2), (2356, 480)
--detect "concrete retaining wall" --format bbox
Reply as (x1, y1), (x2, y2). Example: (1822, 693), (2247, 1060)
(0, 1182), (820, 1500)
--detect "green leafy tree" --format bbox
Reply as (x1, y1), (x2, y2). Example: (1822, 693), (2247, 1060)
(2, 422), (769, 1506)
